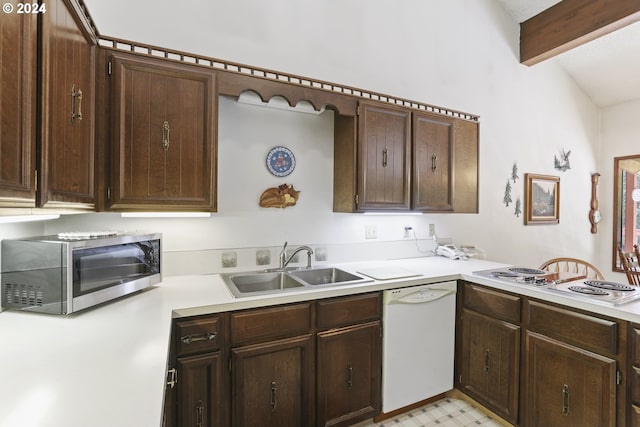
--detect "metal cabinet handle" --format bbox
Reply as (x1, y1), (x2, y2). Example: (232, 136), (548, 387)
(347, 363), (353, 389)
(431, 154), (437, 172)
(484, 349), (491, 373)
(382, 148), (388, 167)
(71, 84), (83, 124)
(196, 399), (204, 427)
(166, 367), (177, 389)
(270, 381), (278, 411)
(180, 332), (217, 344)
(562, 384), (570, 416)
(162, 120), (170, 150)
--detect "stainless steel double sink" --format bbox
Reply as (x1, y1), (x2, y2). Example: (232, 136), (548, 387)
(221, 267), (373, 298)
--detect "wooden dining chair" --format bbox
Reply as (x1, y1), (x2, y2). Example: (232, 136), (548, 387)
(618, 246), (640, 286)
(539, 257), (604, 280)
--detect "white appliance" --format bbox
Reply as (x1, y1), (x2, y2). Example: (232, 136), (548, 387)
(382, 281), (457, 413)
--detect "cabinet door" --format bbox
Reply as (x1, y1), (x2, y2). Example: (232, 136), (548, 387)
(39, 0), (96, 208)
(357, 102), (410, 211)
(452, 118), (478, 213)
(525, 332), (616, 427)
(459, 308), (520, 424)
(317, 321), (381, 427)
(176, 352), (228, 427)
(109, 52), (216, 211)
(231, 335), (314, 427)
(412, 111), (453, 211)
(0, 3), (37, 206)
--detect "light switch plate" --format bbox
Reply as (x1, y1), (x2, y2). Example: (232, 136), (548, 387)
(365, 225), (377, 239)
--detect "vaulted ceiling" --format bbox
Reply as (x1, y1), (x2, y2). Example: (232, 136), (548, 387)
(496, 0), (640, 107)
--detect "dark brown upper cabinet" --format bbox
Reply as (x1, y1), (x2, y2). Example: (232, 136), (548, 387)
(107, 52), (217, 211)
(39, 0), (96, 209)
(334, 102), (478, 213)
(413, 112), (479, 213)
(0, 0), (96, 210)
(334, 101), (413, 212)
(412, 111), (454, 212)
(0, 2), (37, 207)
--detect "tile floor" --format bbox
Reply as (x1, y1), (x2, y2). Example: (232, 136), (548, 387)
(359, 398), (504, 427)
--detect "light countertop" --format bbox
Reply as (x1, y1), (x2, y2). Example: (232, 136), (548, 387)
(1, 256), (640, 427)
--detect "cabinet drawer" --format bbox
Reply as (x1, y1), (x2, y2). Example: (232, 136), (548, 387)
(463, 283), (521, 324)
(632, 404), (640, 427)
(175, 315), (224, 356)
(526, 300), (618, 356)
(317, 292), (381, 330)
(231, 303), (311, 345)
(632, 366), (640, 404)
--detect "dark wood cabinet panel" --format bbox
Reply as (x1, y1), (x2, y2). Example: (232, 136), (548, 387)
(39, 0), (96, 208)
(459, 308), (520, 424)
(176, 352), (228, 427)
(451, 118), (479, 213)
(230, 302), (311, 346)
(175, 315), (224, 356)
(0, 3), (37, 205)
(524, 331), (616, 427)
(316, 292), (381, 331)
(412, 111), (453, 212)
(526, 300), (618, 356)
(232, 335), (314, 427)
(462, 282), (521, 324)
(317, 321), (381, 427)
(108, 52), (216, 211)
(357, 102), (411, 211)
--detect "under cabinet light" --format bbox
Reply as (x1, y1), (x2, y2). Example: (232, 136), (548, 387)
(0, 214), (60, 224)
(362, 212), (424, 216)
(121, 212), (211, 218)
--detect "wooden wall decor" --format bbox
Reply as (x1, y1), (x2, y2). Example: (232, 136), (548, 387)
(259, 184), (300, 208)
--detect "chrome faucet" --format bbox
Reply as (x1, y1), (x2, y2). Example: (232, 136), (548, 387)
(279, 241), (314, 269)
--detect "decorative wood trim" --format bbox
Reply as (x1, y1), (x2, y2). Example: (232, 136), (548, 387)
(97, 35), (479, 122)
(63, 0), (99, 44)
(520, 0), (640, 66)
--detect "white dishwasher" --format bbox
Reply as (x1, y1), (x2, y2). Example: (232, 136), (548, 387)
(382, 281), (457, 413)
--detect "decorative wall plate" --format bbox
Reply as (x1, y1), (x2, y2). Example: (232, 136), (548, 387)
(266, 146), (296, 177)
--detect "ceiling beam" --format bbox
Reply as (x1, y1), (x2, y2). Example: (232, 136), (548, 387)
(520, 0), (640, 66)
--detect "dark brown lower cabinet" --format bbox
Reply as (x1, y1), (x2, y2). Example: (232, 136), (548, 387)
(164, 314), (228, 427)
(525, 332), (616, 427)
(231, 335), (314, 427)
(165, 293), (382, 427)
(459, 308), (519, 424)
(317, 321), (381, 427)
(176, 352), (227, 427)
(629, 324), (640, 427)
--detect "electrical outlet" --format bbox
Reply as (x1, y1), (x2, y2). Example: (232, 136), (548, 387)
(403, 226), (412, 238)
(365, 225), (377, 239)
(429, 224), (436, 238)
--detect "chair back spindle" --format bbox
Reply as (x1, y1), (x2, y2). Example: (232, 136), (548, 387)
(539, 257), (604, 280)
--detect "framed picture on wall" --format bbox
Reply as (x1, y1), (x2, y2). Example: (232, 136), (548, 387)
(524, 173), (560, 225)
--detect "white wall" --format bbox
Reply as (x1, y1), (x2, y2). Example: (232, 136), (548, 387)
(12, 0), (610, 274)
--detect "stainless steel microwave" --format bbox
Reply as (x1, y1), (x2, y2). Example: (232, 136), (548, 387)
(1, 232), (161, 315)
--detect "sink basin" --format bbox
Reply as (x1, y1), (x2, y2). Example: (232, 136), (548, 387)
(221, 267), (372, 297)
(289, 267), (370, 286)
(223, 272), (305, 297)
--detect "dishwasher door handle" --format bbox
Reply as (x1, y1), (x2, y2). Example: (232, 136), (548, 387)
(389, 288), (455, 305)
